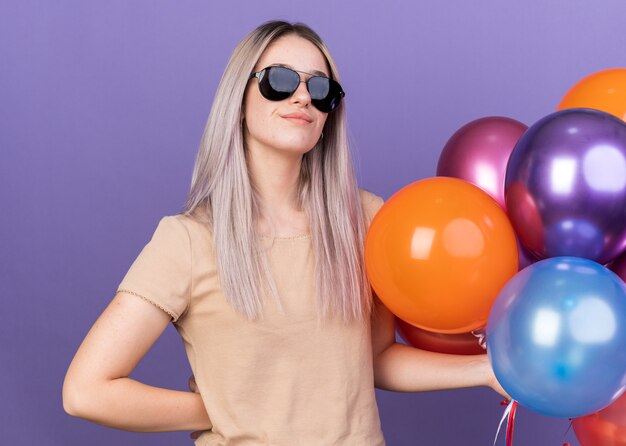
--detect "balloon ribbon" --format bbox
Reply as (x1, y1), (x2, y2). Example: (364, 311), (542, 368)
(493, 399), (518, 446)
(470, 328), (487, 350)
(561, 417), (573, 446)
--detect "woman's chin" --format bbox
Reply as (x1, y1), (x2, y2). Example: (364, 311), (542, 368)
(274, 140), (319, 156)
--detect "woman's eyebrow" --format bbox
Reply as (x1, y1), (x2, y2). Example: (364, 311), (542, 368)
(270, 63), (328, 77)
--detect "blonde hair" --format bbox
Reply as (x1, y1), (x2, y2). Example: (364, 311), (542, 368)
(182, 21), (371, 321)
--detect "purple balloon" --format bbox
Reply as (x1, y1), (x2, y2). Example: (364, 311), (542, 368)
(437, 116), (527, 208)
(517, 238), (537, 270)
(505, 108), (626, 264)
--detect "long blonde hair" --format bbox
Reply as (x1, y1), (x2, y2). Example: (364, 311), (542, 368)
(182, 21), (371, 321)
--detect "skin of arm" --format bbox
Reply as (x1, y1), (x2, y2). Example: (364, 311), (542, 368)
(371, 295), (509, 398)
(62, 291), (212, 432)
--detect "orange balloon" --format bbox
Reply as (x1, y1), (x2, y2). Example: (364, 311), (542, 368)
(557, 68), (626, 122)
(365, 177), (518, 334)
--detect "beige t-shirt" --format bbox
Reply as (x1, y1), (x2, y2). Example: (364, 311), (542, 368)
(117, 189), (386, 446)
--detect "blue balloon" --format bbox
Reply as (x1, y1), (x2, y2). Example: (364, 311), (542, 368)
(487, 257), (626, 418)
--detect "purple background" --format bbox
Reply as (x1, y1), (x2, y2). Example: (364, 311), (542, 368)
(2, 0), (625, 444)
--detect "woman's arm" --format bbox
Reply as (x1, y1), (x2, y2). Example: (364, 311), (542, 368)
(371, 296), (508, 398)
(62, 291), (212, 432)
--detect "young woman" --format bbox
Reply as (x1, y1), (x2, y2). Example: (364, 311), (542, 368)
(63, 20), (507, 445)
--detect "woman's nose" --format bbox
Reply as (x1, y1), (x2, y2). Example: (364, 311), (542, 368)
(290, 80), (311, 106)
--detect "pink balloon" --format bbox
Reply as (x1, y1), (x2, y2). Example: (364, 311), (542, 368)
(609, 250), (626, 280)
(437, 116), (527, 209)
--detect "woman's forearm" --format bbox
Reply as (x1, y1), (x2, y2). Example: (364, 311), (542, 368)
(373, 342), (492, 392)
(63, 377), (212, 432)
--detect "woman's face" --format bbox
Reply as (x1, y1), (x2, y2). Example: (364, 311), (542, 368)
(243, 34), (330, 158)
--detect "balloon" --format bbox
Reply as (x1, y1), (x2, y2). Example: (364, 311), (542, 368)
(505, 108), (626, 264)
(517, 238), (537, 270)
(365, 177), (518, 334)
(574, 392), (626, 445)
(609, 251), (626, 281)
(396, 318), (486, 355)
(437, 116), (528, 208)
(558, 68), (626, 122)
(487, 257), (626, 418)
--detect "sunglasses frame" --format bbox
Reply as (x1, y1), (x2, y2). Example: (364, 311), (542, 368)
(249, 65), (345, 113)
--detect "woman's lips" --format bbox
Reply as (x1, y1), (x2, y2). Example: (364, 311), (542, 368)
(281, 112), (313, 125)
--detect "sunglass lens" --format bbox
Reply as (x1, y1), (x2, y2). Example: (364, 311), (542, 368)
(262, 67), (299, 100)
(310, 77), (343, 113)
(307, 76), (330, 101)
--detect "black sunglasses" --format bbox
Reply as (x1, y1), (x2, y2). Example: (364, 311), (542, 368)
(249, 66), (345, 113)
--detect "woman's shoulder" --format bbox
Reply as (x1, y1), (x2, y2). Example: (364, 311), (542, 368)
(168, 211), (214, 245)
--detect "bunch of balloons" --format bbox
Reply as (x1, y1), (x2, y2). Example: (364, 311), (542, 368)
(365, 68), (626, 440)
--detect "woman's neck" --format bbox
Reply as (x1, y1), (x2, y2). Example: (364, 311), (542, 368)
(246, 144), (310, 236)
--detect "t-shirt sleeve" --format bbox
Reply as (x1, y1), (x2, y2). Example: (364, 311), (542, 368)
(360, 189), (385, 230)
(360, 189), (385, 306)
(116, 216), (192, 323)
